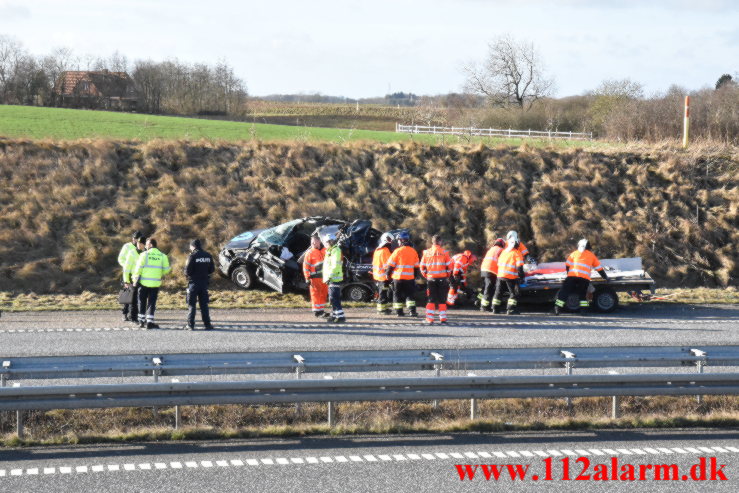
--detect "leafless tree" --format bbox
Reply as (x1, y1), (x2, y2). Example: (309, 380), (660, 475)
(464, 35), (554, 110)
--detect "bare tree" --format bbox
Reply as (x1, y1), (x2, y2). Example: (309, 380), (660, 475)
(464, 35), (554, 110)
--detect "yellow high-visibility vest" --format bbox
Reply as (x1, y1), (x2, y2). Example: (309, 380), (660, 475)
(133, 248), (171, 288)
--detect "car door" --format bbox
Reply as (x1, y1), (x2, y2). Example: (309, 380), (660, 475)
(257, 248), (286, 293)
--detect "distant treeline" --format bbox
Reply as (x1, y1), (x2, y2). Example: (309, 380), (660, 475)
(0, 36), (248, 118)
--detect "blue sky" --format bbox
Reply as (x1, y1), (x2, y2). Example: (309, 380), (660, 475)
(1, 0), (736, 98)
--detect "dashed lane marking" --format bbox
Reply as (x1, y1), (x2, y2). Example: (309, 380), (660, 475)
(1, 318), (736, 334)
(2, 445), (737, 479)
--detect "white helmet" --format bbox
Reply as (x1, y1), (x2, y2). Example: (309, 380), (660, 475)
(506, 230), (519, 244)
(577, 238), (589, 252)
(380, 232), (393, 245)
(321, 231), (338, 244)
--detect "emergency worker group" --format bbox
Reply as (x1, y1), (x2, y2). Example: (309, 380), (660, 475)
(301, 228), (609, 324)
(118, 232), (214, 330)
(117, 226), (608, 329)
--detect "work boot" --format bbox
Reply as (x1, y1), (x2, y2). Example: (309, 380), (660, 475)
(552, 305), (561, 316)
(204, 324), (214, 330)
(439, 320), (448, 325)
(506, 307), (520, 315)
(409, 309), (418, 318)
(146, 322), (159, 329)
(424, 319), (434, 325)
(182, 324), (194, 330)
(329, 316), (346, 323)
(491, 306), (501, 314)
(321, 311), (332, 318)
(578, 310), (588, 316)
(396, 309), (405, 317)
(382, 309), (392, 315)
(139, 320), (146, 328)
(122, 314), (130, 322)
(314, 310), (325, 318)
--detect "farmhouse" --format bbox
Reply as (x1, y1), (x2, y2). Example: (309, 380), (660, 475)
(54, 70), (137, 110)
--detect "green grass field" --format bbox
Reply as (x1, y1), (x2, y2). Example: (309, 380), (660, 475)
(0, 104), (603, 148)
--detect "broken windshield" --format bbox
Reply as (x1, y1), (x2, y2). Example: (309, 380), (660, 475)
(254, 219), (302, 247)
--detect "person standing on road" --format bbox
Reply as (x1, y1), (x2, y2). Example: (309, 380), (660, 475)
(420, 235), (452, 324)
(372, 233), (394, 315)
(478, 238), (505, 312)
(385, 231), (420, 317)
(303, 232), (329, 318)
(447, 249), (477, 308)
(322, 231), (346, 323)
(183, 239), (215, 330)
(492, 237), (525, 315)
(132, 238), (171, 329)
(553, 239), (609, 316)
(118, 230), (142, 322)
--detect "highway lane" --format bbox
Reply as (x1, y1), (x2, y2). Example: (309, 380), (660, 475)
(0, 304), (737, 357)
(1, 429), (738, 492)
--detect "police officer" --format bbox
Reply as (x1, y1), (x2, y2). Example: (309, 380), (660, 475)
(118, 230), (142, 321)
(184, 239), (215, 330)
(132, 238), (171, 329)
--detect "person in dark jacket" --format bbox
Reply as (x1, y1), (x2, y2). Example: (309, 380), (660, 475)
(183, 239), (215, 330)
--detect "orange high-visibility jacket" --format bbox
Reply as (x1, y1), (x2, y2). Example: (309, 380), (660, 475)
(372, 246), (392, 281)
(451, 253), (474, 280)
(566, 250), (604, 281)
(420, 245), (452, 279)
(497, 247), (524, 279)
(385, 245), (420, 280)
(302, 247), (325, 281)
(481, 245), (504, 274)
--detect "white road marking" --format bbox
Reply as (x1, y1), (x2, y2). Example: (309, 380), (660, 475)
(350, 456), (364, 462)
(546, 450), (563, 456)
(588, 449), (605, 455)
(393, 454), (407, 461)
(185, 461), (198, 468)
(26, 468), (38, 475)
(363, 455), (378, 462)
(107, 464), (120, 471)
(643, 448), (660, 454)
(616, 449), (633, 455)
(75, 466), (88, 473)
(276, 458), (289, 465)
(422, 454), (436, 460)
(726, 446), (739, 453)
(657, 448), (673, 454)
(170, 462), (183, 469)
(477, 451), (492, 458)
(712, 447), (729, 453)
(334, 456), (348, 463)
(378, 455), (393, 461)
(574, 449), (590, 456)
(506, 451), (522, 458)
(155, 463), (168, 470)
(44, 468), (56, 475)
(520, 451), (535, 457)
(561, 449), (577, 456)
(671, 448), (688, 454)
(138, 463), (152, 470)
(698, 447), (716, 454)
(630, 449), (647, 455)
(463, 452), (478, 459)
(305, 457), (319, 464)
(534, 451), (549, 457)
(289, 458), (303, 464)
(319, 457), (333, 463)
(92, 465), (105, 472)
(11, 469), (22, 476)
(260, 459), (274, 465)
(246, 459), (260, 466)
(449, 453), (464, 459)
(684, 447), (701, 454)
(0, 470), (5, 477)
(60, 467), (73, 474)
(601, 449), (619, 455)
(493, 452), (508, 458)
(434, 453), (449, 459)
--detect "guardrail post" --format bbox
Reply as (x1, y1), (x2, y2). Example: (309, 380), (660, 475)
(324, 376), (335, 426)
(152, 357), (162, 419)
(431, 352), (444, 410)
(16, 410), (24, 438)
(294, 355), (305, 414)
(2, 360), (9, 387)
(609, 371), (620, 419)
(468, 373), (478, 420)
(561, 351), (576, 413)
(691, 349), (707, 404)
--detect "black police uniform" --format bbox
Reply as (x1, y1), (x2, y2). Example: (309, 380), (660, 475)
(185, 247), (215, 329)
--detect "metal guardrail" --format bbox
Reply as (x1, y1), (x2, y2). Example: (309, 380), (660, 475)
(1, 373), (737, 412)
(396, 123), (593, 140)
(2, 345), (737, 436)
(1, 345), (734, 383)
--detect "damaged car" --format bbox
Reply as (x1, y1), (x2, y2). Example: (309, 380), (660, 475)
(218, 217), (406, 301)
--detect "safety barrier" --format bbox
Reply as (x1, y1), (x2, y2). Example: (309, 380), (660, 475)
(1, 345), (737, 437)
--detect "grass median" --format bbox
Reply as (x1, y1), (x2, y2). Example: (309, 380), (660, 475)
(2, 395), (739, 447)
(0, 287), (737, 312)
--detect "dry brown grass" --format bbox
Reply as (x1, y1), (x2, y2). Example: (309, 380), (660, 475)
(0, 138), (736, 294)
(3, 395), (739, 446)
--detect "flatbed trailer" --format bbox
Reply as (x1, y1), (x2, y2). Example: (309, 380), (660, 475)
(517, 257), (656, 312)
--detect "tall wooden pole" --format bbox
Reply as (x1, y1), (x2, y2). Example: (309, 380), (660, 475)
(682, 95), (690, 148)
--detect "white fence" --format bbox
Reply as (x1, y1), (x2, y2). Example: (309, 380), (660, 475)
(396, 123), (592, 141)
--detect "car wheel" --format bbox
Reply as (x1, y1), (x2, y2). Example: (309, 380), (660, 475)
(231, 265), (256, 290)
(554, 290), (582, 312)
(593, 287), (619, 313)
(343, 284), (372, 302)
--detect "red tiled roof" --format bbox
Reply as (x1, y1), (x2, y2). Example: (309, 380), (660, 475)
(54, 71), (135, 98)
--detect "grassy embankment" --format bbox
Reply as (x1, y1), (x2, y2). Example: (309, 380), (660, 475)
(3, 396), (739, 446)
(0, 104), (604, 149)
(0, 137), (736, 297)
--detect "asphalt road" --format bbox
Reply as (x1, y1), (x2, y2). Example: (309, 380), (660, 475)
(1, 429), (738, 492)
(0, 304), (737, 357)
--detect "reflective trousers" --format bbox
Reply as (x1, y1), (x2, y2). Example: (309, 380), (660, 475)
(309, 278), (328, 313)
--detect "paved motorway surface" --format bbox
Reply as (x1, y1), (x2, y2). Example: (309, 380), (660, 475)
(1, 429), (738, 491)
(1, 304), (738, 356)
